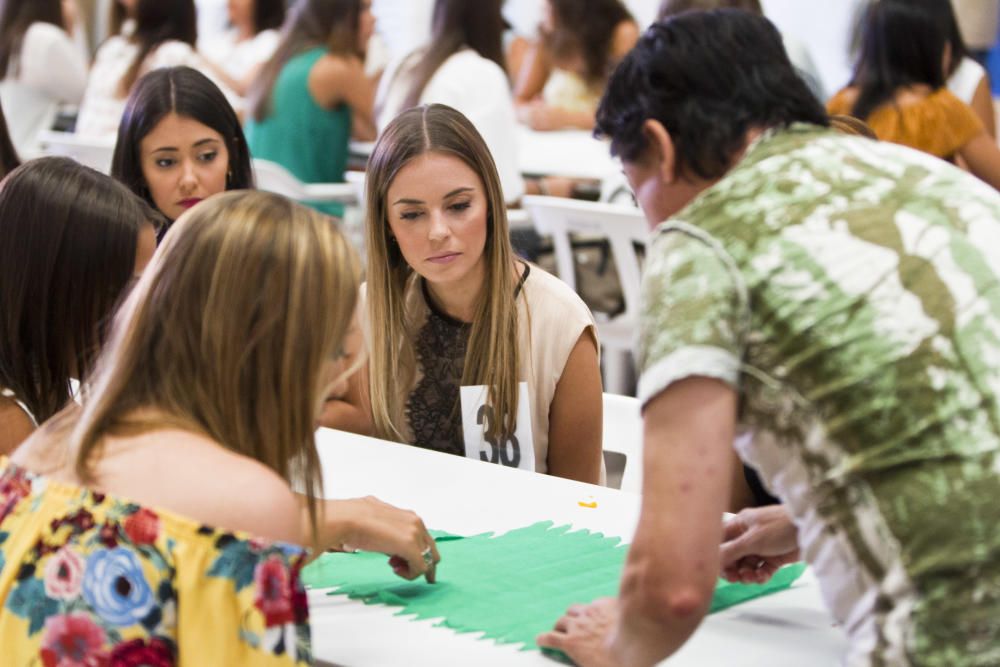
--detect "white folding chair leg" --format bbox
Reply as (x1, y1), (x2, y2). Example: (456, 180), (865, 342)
(603, 348), (632, 396)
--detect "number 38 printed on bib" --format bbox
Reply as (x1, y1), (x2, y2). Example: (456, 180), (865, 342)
(459, 383), (536, 472)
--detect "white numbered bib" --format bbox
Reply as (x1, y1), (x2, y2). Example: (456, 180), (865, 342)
(459, 382), (535, 472)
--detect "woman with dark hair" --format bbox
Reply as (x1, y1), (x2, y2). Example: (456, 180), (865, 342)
(848, 0), (994, 137)
(0, 157), (157, 455)
(829, 0), (1000, 188)
(201, 0), (286, 97)
(246, 0), (376, 217)
(0, 0), (87, 153)
(374, 0), (523, 204)
(77, 0), (234, 138)
(112, 66), (253, 241)
(513, 0), (638, 131)
(0, 98), (19, 179)
(539, 10), (1000, 666)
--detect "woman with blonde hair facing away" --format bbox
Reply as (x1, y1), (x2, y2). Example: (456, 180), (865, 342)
(828, 0), (1000, 189)
(246, 0), (377, 217)
(0, 191), (439, 663)
(324, 104), (603, 484)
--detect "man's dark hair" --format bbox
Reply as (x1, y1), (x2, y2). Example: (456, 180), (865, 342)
(595, 9), (828, 180)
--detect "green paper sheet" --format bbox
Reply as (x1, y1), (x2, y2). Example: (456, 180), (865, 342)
(302, 521), (806, 652)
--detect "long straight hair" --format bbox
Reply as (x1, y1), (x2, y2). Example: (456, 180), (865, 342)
(0, 157), (157, 423)
(247, 0), (363, 122)
(400, 0), (506, 110)
(111, 67), (254, 224)
(0, 97), (19, 178)
(118, 0), (197, 97)
(364, 104), (519, 442)
(252, 0), (286, 34)
(0, 0), (65, 77)
(545, 0), (633, 86)
(69, 191), (360, 541)
(849, 0), (947, 120)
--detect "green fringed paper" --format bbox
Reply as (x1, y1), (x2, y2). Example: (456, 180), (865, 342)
(302, 521), (806, 652)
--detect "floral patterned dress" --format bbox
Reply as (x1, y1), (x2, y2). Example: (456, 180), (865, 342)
(0, 458), (312, 665)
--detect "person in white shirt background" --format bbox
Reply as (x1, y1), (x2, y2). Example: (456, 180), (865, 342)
(0, 0), (87, 154)
(200, 0), (284, 98)
(375, 0), (524, 205)
(76, 0), (236, 138)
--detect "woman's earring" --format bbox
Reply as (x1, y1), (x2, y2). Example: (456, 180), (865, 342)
(226, 169), (233, 187)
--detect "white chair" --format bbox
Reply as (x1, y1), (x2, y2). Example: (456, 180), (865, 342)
(252, 158), (358, 205)
(35, 130), (115, 174)
(522, 195), (649, 395)
(602, 393), (642, 493)
(344, 169), (366, 204)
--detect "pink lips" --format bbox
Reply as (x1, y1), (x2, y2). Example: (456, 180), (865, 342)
(427, 252), (460, 264)
(178, 198), (202, 209)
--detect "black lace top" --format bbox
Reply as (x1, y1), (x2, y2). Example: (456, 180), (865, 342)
(404, 265), (530, 456)
(405, 280), (470, 455)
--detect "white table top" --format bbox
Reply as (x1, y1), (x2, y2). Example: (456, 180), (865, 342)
(515, 126), (619, 181)
(310, 428), (846, 666)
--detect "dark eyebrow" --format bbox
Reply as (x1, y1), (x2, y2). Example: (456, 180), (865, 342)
(392, 186), (475, 207)
(150, 138), (221, 153)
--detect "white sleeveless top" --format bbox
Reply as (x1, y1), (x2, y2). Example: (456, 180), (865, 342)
(364, 264), (598, 474)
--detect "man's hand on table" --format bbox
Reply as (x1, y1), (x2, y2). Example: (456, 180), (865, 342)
(537, 597), (623, 667)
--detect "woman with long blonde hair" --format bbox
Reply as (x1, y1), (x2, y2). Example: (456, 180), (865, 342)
(1, 191), (438, 663)
(324, 104), (603, 483)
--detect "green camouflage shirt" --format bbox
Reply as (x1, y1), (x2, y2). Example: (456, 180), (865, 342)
(638, 124), (1000, 666)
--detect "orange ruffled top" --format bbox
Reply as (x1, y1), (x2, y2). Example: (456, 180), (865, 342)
(827, 87), (984, 160)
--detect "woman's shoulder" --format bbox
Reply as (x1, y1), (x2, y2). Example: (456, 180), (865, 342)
(93, 34), (133, 60)
(424, 50), (511, 102)
(610, 19), (640, 59)
(22, 21), (73, 50)
(0, 395), (35, 456)
(105, 429), (304, 545)
(520, 263), (595, 324)
(16, 424), (304, 547)
(441, 49), (507, 78)
(826, 86), (859, 115)
(0, 456), (310, 664)
(147, 39), (199, 66)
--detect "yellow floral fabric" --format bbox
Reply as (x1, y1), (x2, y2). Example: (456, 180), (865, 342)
(0, 458), (312, 665)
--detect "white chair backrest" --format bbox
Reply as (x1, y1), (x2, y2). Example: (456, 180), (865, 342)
(522, 195), (648, 320)
(34, 130), (115, 174)
(252, 159), (357, 205)
(602, 393), (643, 493)
(344, 169), (366, 203)
(0, 80), (58, 158)
(523, 196), (649, 394)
